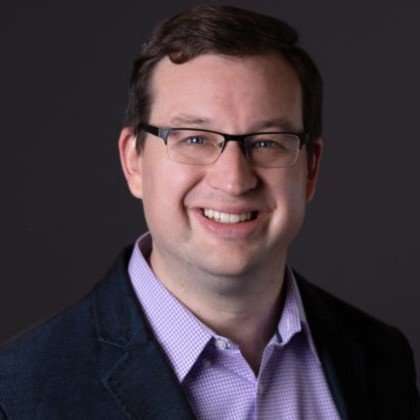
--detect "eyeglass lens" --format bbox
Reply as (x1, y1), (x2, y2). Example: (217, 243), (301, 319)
(166, 129), (300, 168)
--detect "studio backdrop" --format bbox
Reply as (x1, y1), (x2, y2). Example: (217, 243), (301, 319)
(1, 1), (419, 380)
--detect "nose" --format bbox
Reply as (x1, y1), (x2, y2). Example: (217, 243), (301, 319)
(206, 141), (258, 195)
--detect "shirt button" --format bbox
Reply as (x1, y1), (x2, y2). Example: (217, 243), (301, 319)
(215, 338), (230, 350)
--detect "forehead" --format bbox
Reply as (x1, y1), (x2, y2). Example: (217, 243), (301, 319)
(149, 53), (302, 130)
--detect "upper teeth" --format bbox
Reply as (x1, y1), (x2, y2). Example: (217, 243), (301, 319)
(203, 209), (253, 224)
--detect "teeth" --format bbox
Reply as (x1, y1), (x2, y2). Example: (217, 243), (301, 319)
(203, 209), (253, 224)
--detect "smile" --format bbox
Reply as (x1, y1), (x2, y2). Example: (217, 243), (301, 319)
(202, 208), (257, 224)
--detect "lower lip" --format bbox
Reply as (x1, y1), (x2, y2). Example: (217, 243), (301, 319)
(193, 209), (262, 239)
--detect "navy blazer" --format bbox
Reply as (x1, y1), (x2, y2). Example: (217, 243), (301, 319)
(0, 248), (419, 419)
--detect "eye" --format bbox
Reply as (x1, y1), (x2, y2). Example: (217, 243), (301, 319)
(251, 139), (288, 151)
(170, 130), (221, 150)
(249, 134), (296, 154)
(184, 135), (207, 145)
(253, 140), (279, 149)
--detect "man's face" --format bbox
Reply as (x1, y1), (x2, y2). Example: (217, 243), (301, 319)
(120, 53), (321, 280)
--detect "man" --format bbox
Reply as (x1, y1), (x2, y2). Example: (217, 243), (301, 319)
(0, 5), (418, 420)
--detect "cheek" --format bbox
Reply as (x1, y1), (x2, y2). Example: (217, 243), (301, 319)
(141, 159), (201, 221)
(267, 163), (307, 202)
(275, 183), (306, 217)
(287, 171), (308, 216)
(266, 168), (308, 230)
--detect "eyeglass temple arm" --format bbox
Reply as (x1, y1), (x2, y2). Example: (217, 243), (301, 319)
(138, 123), (171, 143)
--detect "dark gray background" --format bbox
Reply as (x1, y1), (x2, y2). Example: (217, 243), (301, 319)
(1, 1), (419, 379)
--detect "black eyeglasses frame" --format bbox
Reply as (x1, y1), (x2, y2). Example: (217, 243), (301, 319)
(138, 123), (310, 150)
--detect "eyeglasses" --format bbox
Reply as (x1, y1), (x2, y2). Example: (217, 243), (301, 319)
(138, 123), (310, 168)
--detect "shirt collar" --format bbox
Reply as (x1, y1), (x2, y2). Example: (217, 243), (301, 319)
(128, 233), (321, 383)
(128, 233), (213, 382)
(280, 267), (321, 365)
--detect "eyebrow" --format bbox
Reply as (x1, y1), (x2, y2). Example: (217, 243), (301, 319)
(168, 114), (301, 132)
(169, 114), (213, 126)
(250, 118), (301, 132)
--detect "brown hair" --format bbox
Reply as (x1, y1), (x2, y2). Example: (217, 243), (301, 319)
(124, 5), (322, 148)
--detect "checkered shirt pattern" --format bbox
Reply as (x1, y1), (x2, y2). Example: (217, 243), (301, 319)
(128, 233), (340, 419)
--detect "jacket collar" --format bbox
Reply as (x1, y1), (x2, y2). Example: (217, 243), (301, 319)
(91, 247), (196, 420)
(90, 248), (371, 420)
(295, 272), (371, 420)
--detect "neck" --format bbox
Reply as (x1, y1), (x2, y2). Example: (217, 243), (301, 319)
(149, 247), (287, 374)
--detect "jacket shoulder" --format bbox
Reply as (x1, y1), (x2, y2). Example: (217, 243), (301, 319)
(0, 292), (93, 373)
(0, 248), (147, 419)
(295, 271), (405, 339)
(295, 271), (420, 418)
(0, 289), (103, 418)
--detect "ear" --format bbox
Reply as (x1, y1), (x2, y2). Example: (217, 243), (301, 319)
(118, 127), (144, 199)
(305, 137), (323, 202)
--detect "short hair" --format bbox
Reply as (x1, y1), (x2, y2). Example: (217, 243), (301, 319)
(124, 5), (323, 149)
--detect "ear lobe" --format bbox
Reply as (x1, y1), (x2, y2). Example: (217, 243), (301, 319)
(305, 137), (323, 202)
(118, 127), (144, 199)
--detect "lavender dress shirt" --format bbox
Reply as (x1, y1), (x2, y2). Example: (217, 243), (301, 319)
(128, 233), (340, 419)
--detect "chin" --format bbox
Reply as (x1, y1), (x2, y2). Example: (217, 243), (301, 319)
(194, 250), (263, 279)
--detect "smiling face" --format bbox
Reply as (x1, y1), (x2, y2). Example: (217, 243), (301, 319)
(120, 53), (322, 285)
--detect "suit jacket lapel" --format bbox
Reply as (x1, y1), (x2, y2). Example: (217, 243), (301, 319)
(296, 274), (371, 420)
(89, 251), (374, 419)
(91, 249), (196, 420)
